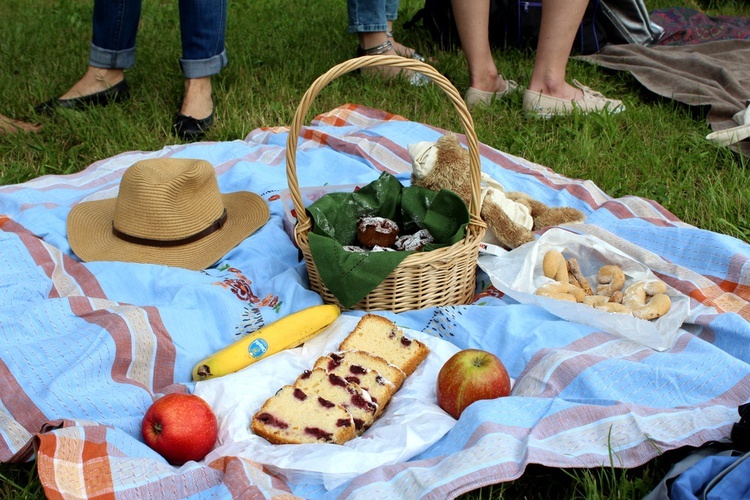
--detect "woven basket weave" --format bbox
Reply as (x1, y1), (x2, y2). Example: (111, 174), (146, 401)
(285, 55), (487, 312)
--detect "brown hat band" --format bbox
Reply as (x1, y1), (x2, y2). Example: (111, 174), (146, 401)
(111, 209), (228, 248)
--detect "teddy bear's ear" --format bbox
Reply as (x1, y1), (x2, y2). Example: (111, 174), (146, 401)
(433, 133), (470, 175)
(436, 132), (460, 150)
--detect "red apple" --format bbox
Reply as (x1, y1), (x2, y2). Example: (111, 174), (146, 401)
(141, 393), (218, 466)
(436, 349), (511, 419)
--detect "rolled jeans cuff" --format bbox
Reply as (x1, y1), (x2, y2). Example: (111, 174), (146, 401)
(348, 23), (389, 33)
(180, 50), (228, 79)
(89, 43), (136, 69)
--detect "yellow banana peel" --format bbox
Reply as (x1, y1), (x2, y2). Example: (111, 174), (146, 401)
(192, 304), (340, 381)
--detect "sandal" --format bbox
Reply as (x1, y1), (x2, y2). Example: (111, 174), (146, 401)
(356, 40), (429, 87)
(386, 31), (426, 62)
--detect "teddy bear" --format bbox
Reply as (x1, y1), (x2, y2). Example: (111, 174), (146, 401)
(408, 132), (585, 249)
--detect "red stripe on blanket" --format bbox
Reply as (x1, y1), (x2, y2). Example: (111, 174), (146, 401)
(2, 220), (59, 299)
(208, 456), (297, 497)
(0, 360), (48, 452)
(67, 298), (177, 393)
(63, 259), (108, 299)
(68, 298), (139, 388)
(2, 219), (109, 299)
(143, 306), (179, 392)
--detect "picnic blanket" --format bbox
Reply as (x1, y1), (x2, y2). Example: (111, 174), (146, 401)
(576, 38), (750, 156)
(1, 104), (749, 499)
(649, 7), (750, 45)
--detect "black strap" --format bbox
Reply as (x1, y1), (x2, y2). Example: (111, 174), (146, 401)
(112, 208), (227, 247)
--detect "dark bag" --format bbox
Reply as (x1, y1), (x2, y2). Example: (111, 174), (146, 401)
(406, 0), (661, 54)
(509, 0), (607, 55)
(403, 0), (460, 50)
(644, 403), (750, 500)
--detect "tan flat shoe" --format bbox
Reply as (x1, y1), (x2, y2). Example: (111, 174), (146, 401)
(464, 78), (519, 108)
(522, 80), (624, 118)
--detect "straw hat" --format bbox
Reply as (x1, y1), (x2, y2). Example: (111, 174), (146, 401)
(67, 158), (270, 270)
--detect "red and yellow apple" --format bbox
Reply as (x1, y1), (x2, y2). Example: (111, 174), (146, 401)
(436, 349), (511, 419)
(141, 393), (218, 466)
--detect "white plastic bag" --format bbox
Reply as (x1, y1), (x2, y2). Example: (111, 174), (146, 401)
(477, 228), (690, 351)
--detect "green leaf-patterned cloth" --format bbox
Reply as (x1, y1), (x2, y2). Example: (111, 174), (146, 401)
(306, 172), (469, 308)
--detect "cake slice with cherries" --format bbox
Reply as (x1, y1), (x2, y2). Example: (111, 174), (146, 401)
(251, 384), (356, 445)
(252, 314), (429, 445)
(313, 351), (399, 416)
(338, 315), (430, 377)
(293, 368), (378, 433)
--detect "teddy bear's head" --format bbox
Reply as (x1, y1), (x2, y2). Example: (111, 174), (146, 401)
(409, 133), (472, 204)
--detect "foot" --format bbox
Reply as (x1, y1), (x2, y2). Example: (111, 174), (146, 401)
(0, 114), (41, 134)
(386, 32), (427, 62)
(180, 77), (213, 120)
(35, 67), (129, 114)
(390, 39), (418, 59)
(465, 75), (519, 108)
(60, 67), (125, 100)
(523, 80), (624, 118)
(357, 33), (429, 86)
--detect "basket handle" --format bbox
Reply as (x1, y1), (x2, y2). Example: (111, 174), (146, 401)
(285, 55), (482, 231)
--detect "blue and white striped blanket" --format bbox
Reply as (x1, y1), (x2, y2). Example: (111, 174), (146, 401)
(1, 105), (748, 499)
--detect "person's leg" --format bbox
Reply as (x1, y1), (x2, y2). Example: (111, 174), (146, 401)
(523, 0), (623, 116)
(177, 0), (228, 121)
(527, 0), (588, 100)
(383, 0), (418, 59)
(58, 0), (141, 100)
(348, 0), (426, 84)
(349, 0), (390, 50)
(451, 0), (515, 105)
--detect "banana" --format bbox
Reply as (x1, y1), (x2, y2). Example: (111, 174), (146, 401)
(192, 304), (340, 381)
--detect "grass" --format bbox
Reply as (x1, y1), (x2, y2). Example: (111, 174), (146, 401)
(0, 0), (748, 497)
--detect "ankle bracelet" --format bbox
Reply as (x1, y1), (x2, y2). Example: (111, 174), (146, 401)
(386, 31), (394, 39)
(361, 40), (393, 56)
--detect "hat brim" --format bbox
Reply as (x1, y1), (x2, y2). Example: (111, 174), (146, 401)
(67, 192), (270, 270)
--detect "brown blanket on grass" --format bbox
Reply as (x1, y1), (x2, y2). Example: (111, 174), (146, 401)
(577, 39), (750, 156)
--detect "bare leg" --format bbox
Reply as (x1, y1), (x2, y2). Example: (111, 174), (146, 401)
(386, 20), (418, 59)
(528, 0), (588, 100)
(359, 31), (391, 53)
(59, 66), (124, 100)
(358, 31), (424, 82)
(180, 76), (213, 120)
(450, 0), (508, 93)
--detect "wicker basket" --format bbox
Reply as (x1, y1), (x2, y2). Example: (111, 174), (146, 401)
(285, 55), (487, 312)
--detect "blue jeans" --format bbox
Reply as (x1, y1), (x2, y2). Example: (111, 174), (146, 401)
(89, 0), (228, 79)
(347, 0), (399, 33)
